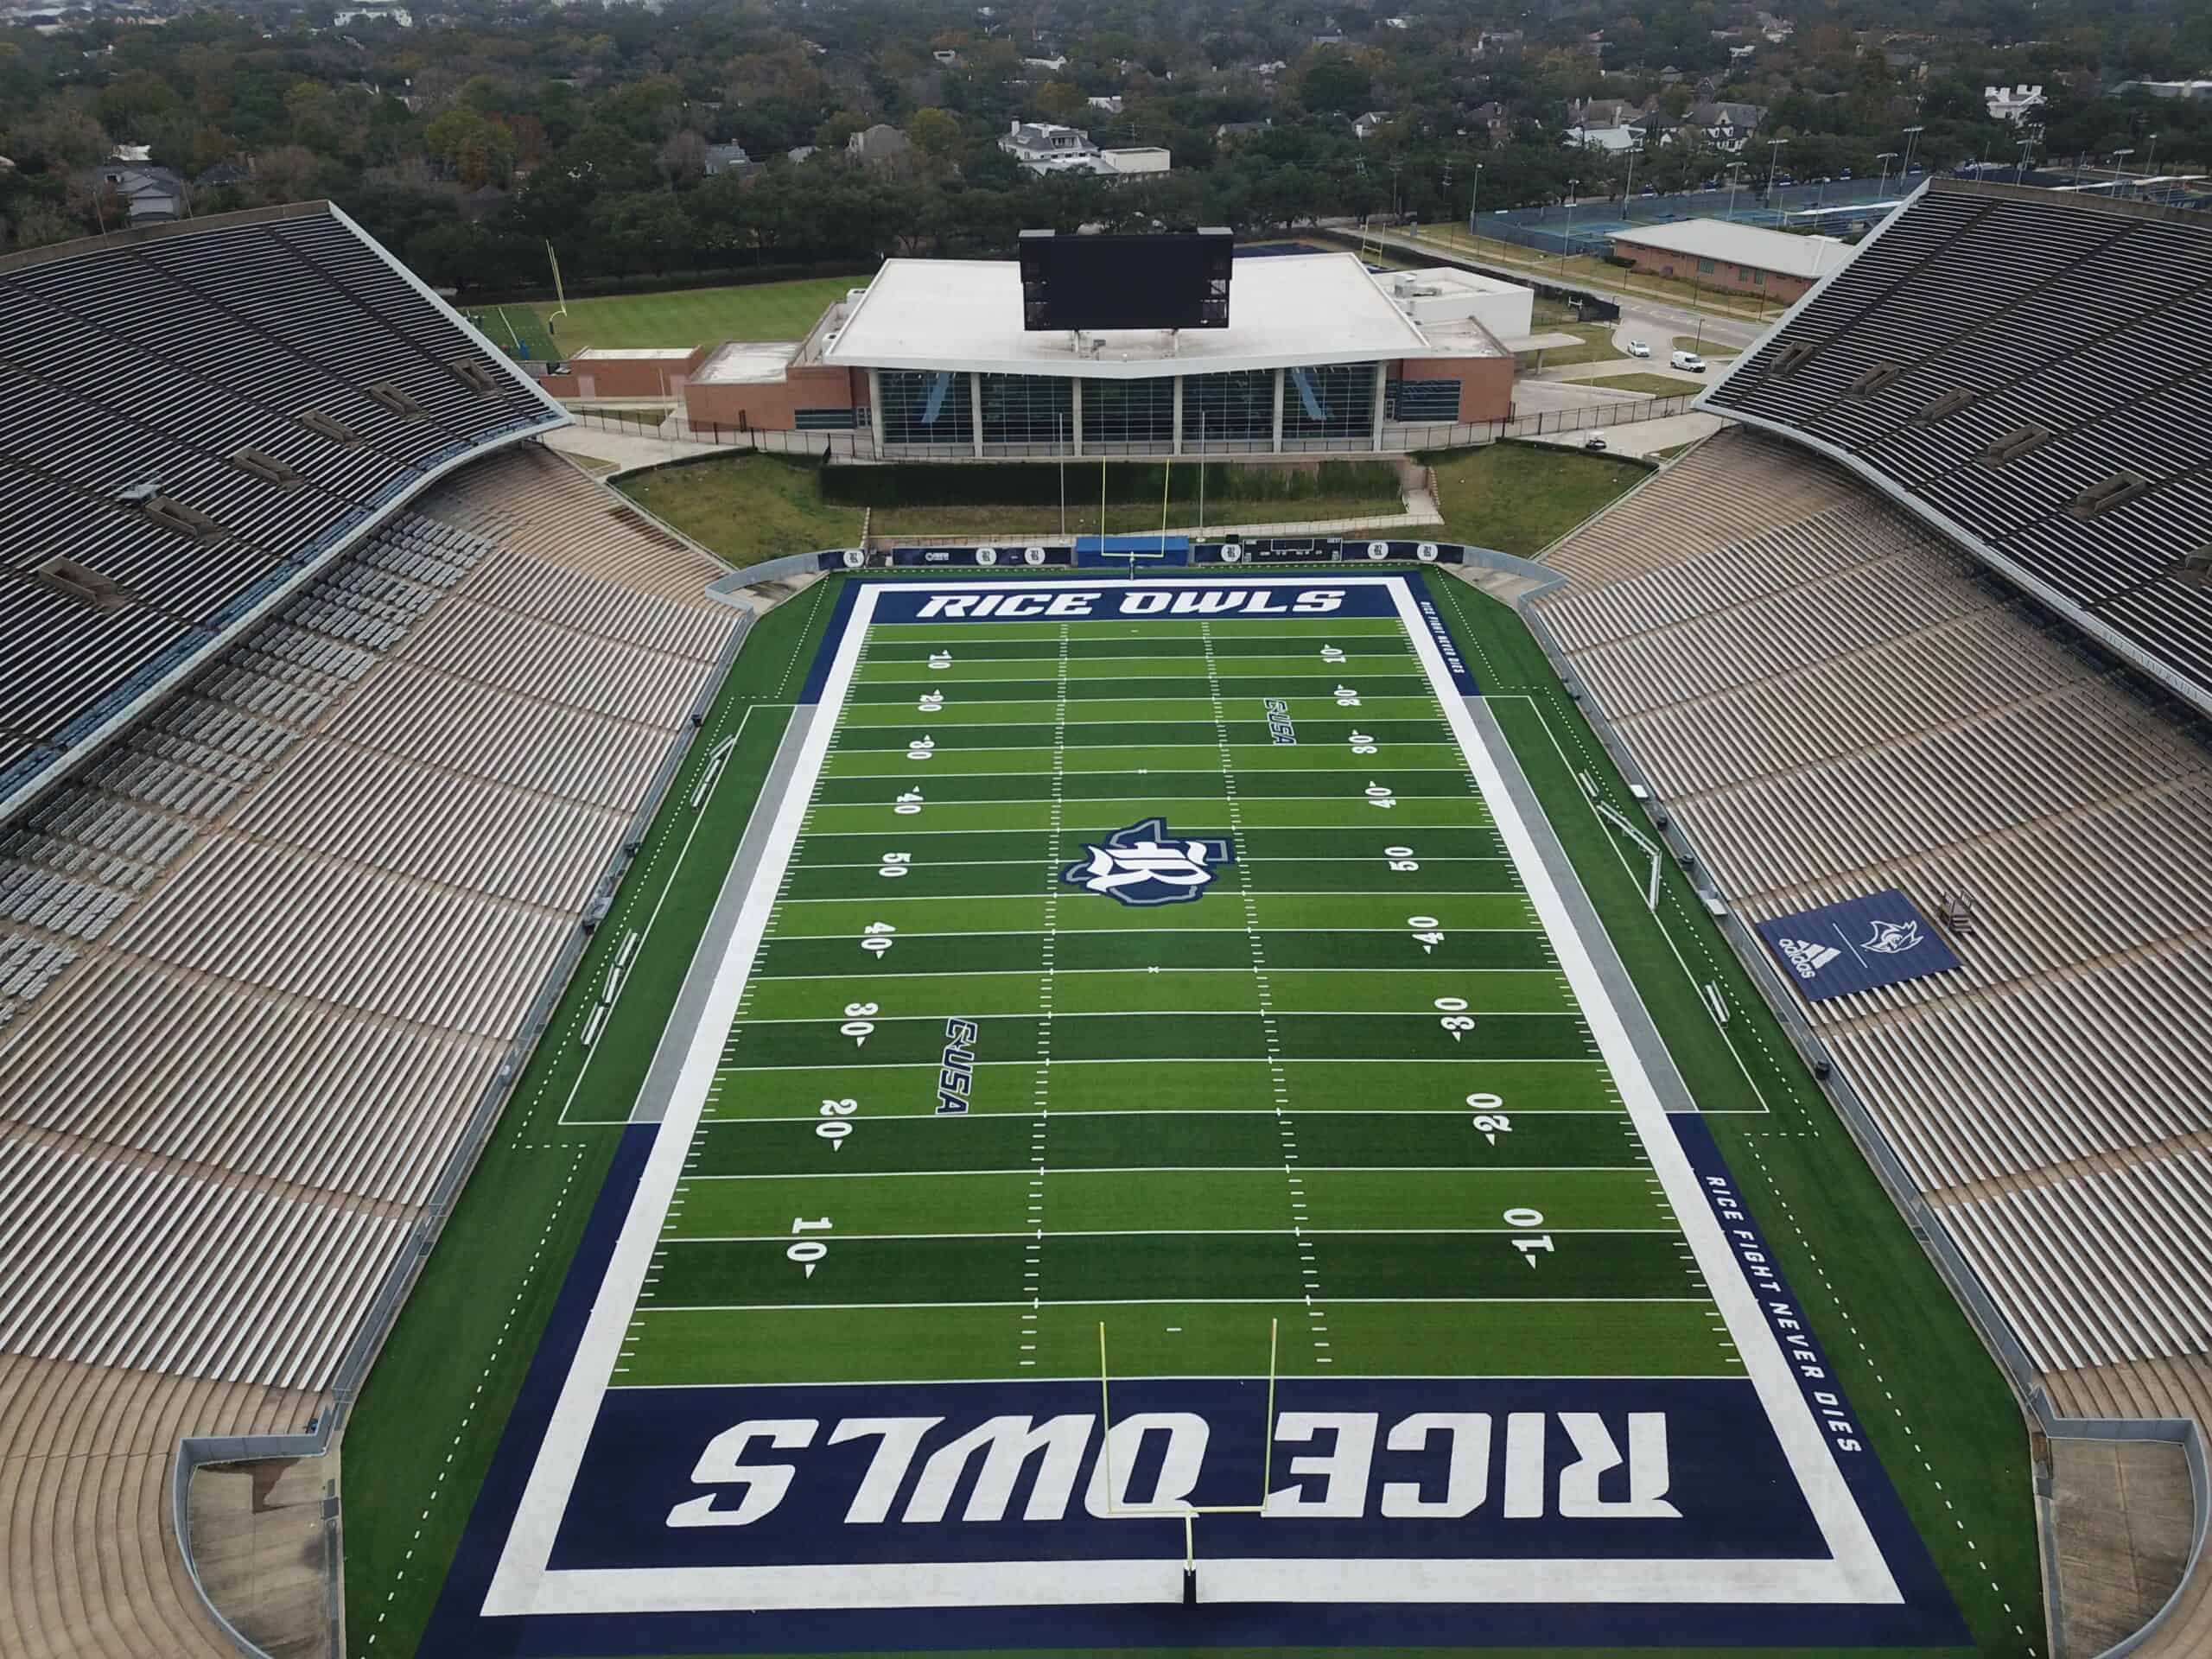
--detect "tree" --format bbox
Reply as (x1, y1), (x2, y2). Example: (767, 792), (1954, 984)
(1036, 80), (1086, 123)
(1299, 56), (1371, 114)
(904, 105), (961, 159)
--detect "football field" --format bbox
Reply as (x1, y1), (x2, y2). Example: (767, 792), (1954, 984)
(435, 573), (1962, 1654)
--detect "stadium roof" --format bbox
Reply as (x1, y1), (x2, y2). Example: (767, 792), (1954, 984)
(821, 251), (1508, 378)
(1609, 217), (1855, 280)
(0, 201), (567, 824)
(1701, 177), (2212, 715)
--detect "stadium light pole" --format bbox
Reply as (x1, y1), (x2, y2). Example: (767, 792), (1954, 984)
(2110, 147), (2133, 197)
(1899, 124), (1924, 179)
(1725, 159), (1748, 221)
(1467, 162), (1482, 242)
(2145, 131), (2160, 191)
(1563, 178), (1579, 277)
(1765, 137), (1787, 203)
(1874, 150), (1897, 199)
(2014, 134), (2034, 186)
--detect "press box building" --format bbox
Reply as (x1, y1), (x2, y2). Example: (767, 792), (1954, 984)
(547, 253), (1536, 454)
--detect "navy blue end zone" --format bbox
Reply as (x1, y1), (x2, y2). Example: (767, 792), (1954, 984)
(417, 1109), (1963, 1656)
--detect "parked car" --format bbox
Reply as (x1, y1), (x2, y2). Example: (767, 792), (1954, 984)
(1583, 429), (1609, 451)
(1671, 349), (1707, 372)
(1627, 340), (1652, 358)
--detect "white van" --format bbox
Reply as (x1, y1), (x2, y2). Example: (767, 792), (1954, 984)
(1670, 350), (1707, 372)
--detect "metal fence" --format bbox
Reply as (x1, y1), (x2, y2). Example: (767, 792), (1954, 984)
(561, 393), (1699, 461)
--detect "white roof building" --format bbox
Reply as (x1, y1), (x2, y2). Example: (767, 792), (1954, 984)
(1609, 218), (1853, 282)
(822, 252), (1516, 378)
(1985, 83), (2045, 123)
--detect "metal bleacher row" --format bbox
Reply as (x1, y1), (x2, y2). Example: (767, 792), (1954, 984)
(1535, 429), (2212, 1434)
(0, 444), (734, 1659)
(0, 202), (566, 817)
(1702, 179), (2212, 704)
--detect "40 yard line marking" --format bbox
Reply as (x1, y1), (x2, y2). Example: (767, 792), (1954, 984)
(1020, 623), (1071, 1369)
(1199, 616), (1337, 1370)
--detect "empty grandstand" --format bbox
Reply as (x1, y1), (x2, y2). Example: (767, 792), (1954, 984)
(0, 208), (741, 1658)
(1701, 179), (2212, 712)
(0, 203), (567, 824)
(1533, 429), (2211, 1650)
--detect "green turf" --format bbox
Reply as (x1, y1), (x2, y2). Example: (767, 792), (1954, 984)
(1422, 444), (1653, 556)
(615, 454), (865, 568)
(345, 569), (2044, 1659)
(529, 276), (860, 353)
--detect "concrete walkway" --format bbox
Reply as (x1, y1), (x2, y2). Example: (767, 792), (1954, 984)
(1522, 410), (1725, 458)
(544, 422), (723, 474)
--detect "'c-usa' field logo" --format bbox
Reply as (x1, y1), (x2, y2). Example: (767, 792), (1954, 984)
(1062, 817), (1233, 906)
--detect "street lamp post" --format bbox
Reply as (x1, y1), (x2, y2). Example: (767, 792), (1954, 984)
(2111, 147), (2134, 197)
(1765, 137), (1787, 203)
(1874, 150), (1897, 199)
(1899, 124), (1924, 179)
(2145, 132), (2160, 192)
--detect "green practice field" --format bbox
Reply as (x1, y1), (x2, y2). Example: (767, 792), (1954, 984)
(613, 605), (1735, 1394)
(523, 277), (861, 355)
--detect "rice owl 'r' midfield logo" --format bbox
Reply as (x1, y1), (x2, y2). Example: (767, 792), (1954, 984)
(1062, 817), (1234, 906)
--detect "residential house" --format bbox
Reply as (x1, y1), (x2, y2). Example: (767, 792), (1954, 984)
(1023, 54), (1068, 73)
(1466, 102), (1512, 140)
(1658, 66), (1684, 86)
(2110, 79), (2212, 100)
(92, 162), (187, 225)
(1563, 124), (1641, 155)
(786, 144), (818, 163)
(1985, 84), (2045, 123)
(702, 142), (753, 176)
(194, 158), (252, 189)
(1216, 118), (1273, 142)
(998, 120), (1169, 178)
(1352, 111), (1394, 140)
(1570, 97), (1643, 129)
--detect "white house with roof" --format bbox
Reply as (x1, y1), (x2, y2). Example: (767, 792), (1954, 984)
(999, 121), (1168, 178)
(1985, 84), (2045, 123)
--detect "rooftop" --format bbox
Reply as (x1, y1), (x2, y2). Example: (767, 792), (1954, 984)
(1609, 217), (1854, 280)
(695, 341), (802, 384)
(822, 252), (1503, 378)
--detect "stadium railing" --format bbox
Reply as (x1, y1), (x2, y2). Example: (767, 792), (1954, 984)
(1492, 545), (2210, 1659)
(172, 597), (768, 1659)
(560, 395), (1698, 460)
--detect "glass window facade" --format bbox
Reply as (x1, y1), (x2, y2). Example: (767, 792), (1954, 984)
(1281, 363), (1376, 445)
(1080, 375), (1176, 450)
(1386, 378), (1461, 423)
(878, 370), (972, 447)
(978, 374), (1074, 448)
(1182, 371), (1275, 450)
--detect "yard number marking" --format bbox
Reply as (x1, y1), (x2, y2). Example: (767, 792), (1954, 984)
(917, 692), (944, 712)
(906, 735), (936, 761)
(841, 1002), (879, 1046)
(1365, 781), (1397, 809)
(1467, 1091), (1510, 1145)
(860, 922), (896, 957)
(1386, 844), (1419, 872)
(816, 1096), (858, 1151)
(1504, 1206), (1554, 1267)
(1435, 995), (1474, 1039)
(790, 1216), (832, 1278)
(878, 851), (911, 879)
(1408, 912), (1445, 953)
